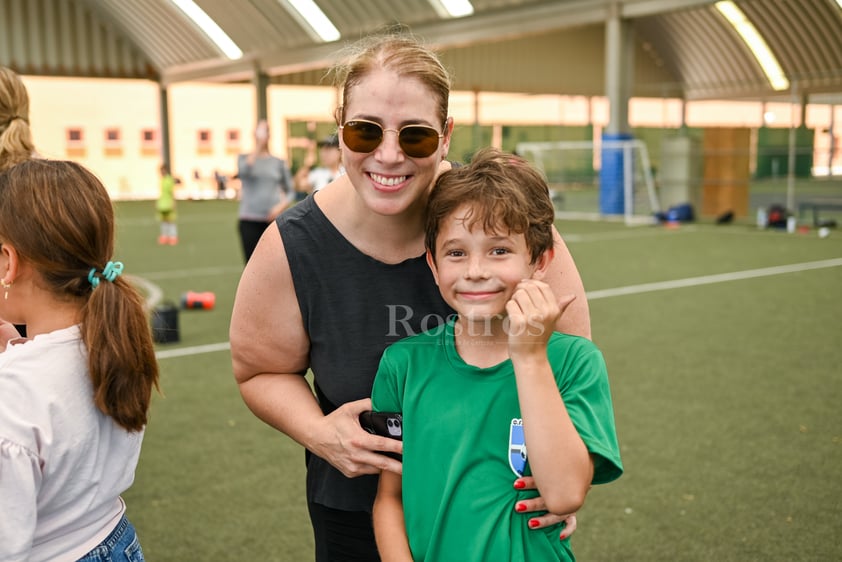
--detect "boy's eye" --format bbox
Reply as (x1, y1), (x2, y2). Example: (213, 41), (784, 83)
(491, 247), (510, 256)
(444, 249), (465, 257)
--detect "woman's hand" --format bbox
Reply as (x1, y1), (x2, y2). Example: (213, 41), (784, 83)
(310, 397), (403, 478)
(513, 476), (578, 540)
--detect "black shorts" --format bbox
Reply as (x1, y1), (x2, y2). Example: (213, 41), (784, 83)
(307, 501), (380, 562)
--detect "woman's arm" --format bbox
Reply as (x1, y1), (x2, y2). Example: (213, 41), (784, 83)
(546, 227), (591, 339)
(229, 225), (402, 476)
(373, 470), (413, 561)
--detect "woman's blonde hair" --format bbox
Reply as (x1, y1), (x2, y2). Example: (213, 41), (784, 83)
(0, 159), (159, 431)
(0, 67), (35, 171)
(331, 28), (452, 128)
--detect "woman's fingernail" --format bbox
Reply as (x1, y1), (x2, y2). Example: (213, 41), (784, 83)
(513, 480), (526, 489)
(515, 503), (527, 512)
(529, 519), (540, 528)
(559, 533), (567, 540)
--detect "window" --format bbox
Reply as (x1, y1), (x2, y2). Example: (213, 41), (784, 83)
(141, 128), (159, 153)
(225, 128), (241, 151)
(197, 129), (213, 152)
(104, 127), (122, 149)
(66, 127), (84, 147)
(66, 127), (85, 154)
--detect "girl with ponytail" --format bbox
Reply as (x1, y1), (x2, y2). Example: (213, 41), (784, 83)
(0, 159), (159, 561)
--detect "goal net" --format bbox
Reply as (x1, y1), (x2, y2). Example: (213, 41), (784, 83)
(516, 139), (660, 225)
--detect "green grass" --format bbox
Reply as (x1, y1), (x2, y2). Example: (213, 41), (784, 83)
(116, 192), (842, 561)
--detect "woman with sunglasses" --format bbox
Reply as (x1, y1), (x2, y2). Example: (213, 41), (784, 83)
(230, 31), (591, 561)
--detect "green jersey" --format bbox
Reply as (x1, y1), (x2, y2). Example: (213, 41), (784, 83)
(372, 318), (622, 561)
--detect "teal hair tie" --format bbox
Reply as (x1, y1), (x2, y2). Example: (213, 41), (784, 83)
(88, 261), (124, 288)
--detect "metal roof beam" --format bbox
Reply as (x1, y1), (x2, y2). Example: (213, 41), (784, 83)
(161, 0), (718, 85)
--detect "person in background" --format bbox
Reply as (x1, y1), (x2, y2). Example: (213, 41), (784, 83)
(235, 119), (294, 263)
(156, 163), (178, 245)
(0, 159), (160, 561)
(0, 66), (36, 172)
(293, 133), (345, 197)
(230, 31), (590, 562)
(0, 65), (39, 342)
(214, 169), (228, 199)
(372, 148), (623, 561)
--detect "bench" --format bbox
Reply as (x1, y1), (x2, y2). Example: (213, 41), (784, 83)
(797, 200), (842, 226)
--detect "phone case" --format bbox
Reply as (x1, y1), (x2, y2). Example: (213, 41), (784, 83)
(359, 411), (402, 461)
(359, 411), (403, 440)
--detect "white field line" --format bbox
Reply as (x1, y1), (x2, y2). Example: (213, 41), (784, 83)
(140, 265), (243, 281)
(155, 342), (231, 360)
(150, 257), (842, 360)
(586, 257), (842, 300)
(560, 227), (698, 243)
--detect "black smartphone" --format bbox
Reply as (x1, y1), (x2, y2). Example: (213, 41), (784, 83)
(359, 411), (402, 461)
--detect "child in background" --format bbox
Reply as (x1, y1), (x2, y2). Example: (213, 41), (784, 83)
(0, 159), (159, 561)
(372, 148), (623, 561)
(157, 163), (178, 245)
(293, 133), (345, 197)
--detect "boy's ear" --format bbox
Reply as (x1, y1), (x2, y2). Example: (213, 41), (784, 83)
(530, 247), (555, 280)
(425, 249), (440, 286)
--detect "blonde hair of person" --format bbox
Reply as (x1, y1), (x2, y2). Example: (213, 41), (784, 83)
(331, 27), (452, 129)
(0, 67), (36, 171)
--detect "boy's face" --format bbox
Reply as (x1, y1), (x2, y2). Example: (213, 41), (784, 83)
(427, 204), (548, 323)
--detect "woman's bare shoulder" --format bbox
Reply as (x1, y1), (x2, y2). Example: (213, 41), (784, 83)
(230, 224), (310, 383)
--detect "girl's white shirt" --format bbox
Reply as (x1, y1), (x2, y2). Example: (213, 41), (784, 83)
(0, 325), (142, 562)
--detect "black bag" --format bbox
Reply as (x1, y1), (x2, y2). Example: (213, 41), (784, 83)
(151, 302), (180, 343)
(767, 204), (788, 228)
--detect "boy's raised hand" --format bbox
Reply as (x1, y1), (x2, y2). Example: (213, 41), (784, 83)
(505, 279), (576, 355)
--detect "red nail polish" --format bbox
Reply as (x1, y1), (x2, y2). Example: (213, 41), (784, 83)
(529, 519), (540, 528)
(514, 480), (526, 489)
(515, 503), (526, 512)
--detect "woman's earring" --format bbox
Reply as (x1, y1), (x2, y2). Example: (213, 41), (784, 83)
(1, 279), (11, 300)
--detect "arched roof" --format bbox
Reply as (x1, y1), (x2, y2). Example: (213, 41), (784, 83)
(2, 0), (841, 102)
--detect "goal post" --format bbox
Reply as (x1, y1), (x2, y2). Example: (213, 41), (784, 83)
(516, 139), (661, 225)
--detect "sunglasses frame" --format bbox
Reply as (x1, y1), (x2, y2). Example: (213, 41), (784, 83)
(340, 119), (444, 158)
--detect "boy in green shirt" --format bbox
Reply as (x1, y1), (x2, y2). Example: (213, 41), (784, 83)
(371, 148), (623, 561)
(156, 163), (178, 245)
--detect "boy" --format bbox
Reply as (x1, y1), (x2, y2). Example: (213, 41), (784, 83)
(156, 163), (178, 245)
(371, 148), (623, 561)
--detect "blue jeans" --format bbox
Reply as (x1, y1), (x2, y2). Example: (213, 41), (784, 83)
(76, 514), (144, 562)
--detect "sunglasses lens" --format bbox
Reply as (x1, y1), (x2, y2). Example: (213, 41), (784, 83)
(343, 121), (383, 153)
(399, 127), (441, 158)
(342, 121), (441, 158)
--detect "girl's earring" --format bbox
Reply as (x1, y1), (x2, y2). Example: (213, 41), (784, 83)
(1, 279), (11, 300)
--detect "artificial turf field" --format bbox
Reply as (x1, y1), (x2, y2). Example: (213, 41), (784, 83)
(115, 183), (842, 561)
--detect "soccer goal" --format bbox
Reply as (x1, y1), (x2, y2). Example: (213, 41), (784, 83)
(516, 139), (661, 225)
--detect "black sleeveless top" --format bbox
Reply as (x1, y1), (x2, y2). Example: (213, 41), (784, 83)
(278, 195), (453, 511)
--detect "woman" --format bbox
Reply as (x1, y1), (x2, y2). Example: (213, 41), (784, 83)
(0, 66), (39, 341)
(0, 66), (36, 172)
(236, 119), (294, 262)
(230, 32), (591, 561)
(0, 159), (159, 561)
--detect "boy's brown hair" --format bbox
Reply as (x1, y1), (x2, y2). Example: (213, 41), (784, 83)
(425, 147), (555, 264)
